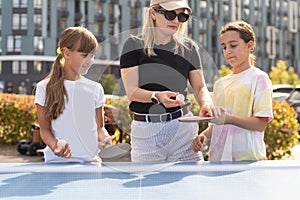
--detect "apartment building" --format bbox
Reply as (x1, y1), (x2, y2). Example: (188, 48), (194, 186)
(0, 0), (299, 94)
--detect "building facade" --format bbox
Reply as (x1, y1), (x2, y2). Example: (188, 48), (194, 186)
(0, 0), (299, 94)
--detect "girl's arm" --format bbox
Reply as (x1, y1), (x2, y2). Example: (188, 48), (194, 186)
(189, 69), (223, 117)
(96, 106), (112, 150)
(226, 114), (269, 132)
(36, 104), (71, 158)
(211, 108), (269, 132)
(192, 125), (213, 152)
(189, 69), (212, 107)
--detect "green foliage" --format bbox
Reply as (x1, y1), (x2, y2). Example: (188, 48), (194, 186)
(213, 65), (232, 82)
(187, 94), (209, 132)
(110, 96), (132, 135)
(0, 94), (37, 144)
(264, 100), (299, 160)
(108, 94), (300, 160)
(269, 60), (300, 86)
(99, 74), (121, 94)
(110, 96), (132, 143)
(108, 94), (208, 144)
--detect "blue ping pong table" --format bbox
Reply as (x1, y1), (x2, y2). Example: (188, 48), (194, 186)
(0, 160), (300, 200)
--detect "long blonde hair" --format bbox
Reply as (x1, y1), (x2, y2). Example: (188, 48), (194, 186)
(44, 27), (98, 120)
(220, 20), (256, 66)
(140, 5), (192, 56)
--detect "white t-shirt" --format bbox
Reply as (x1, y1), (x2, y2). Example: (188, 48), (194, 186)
(34, 76), (105, 163)
(209, 67), (273, 161)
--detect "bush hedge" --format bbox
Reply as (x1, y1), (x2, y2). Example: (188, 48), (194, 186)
(0, 94), (37, 144)
(1, 86), (299, 159)
(265, 100), (299, 159)
(109, 94), (300, 160)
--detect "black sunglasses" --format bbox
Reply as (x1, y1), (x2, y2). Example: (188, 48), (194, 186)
(153, 8), (190, 23)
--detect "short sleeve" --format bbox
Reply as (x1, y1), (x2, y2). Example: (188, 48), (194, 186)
(120, 36), (142, 68)
(190, 42), (202, 70)
(34, 79), (47, 106)
(95, 82), (105, 108)
(253, 72), (273, 121)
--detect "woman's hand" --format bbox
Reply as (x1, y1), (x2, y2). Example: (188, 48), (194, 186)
(156, 91), (185, 108)
(200, 104), (226, 118)
(210, 106), (227, 125)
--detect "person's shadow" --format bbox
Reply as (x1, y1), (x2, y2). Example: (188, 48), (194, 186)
(0, 161), (249, 198)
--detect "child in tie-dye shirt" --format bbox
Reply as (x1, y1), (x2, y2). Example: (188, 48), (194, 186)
(193, 21), (273, 161)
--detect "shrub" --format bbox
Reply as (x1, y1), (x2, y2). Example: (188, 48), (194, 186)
(264, 100), (299, 160)
(99, 74), (122, 95)
(0, 94), (37, 144)
(108, 94), (208, 145)
(110, 96), (132, 144)
(213, 65), (232, 83)
(187, 94), (209, 132)
(269, 60), (300, 86)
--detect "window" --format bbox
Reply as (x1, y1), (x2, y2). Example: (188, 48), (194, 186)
(34, 14), (42, 30)
(0, 81), (4, 93)
(289, 1), (298, 33)
(265, 26), (277, 59)
(12, 61), (28, 74)
(0, 37), (2, 53)
(20, 61), (27, 74)
(34, 61), (42, 73)
(7, 36), (21, 52)
(18, 81), (27, 94)
(34, 0), (42, 8)
(231, 0), (242, 21)
(12, 61), (19, 74)
(13, 0), (27, 8)
(57, 0), (67, 8)
(13, 13), (27, 30)
(34, 36), (43, 52)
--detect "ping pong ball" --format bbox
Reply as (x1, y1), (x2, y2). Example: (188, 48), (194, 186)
(57, 139), (67, 148)
(176, 94), (185, 102)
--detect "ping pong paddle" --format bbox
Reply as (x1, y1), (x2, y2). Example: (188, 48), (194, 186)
(99, 143), (131, 162)
(178, 116), (215, 122)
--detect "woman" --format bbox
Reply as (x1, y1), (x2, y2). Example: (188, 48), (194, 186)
(120, 0), (218, 162)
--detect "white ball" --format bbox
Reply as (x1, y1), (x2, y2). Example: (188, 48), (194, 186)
(57, 139), (67, 148)
(176, 94), (185, 102)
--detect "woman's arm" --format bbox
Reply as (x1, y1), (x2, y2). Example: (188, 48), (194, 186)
(189, 69), (212, 106)
(120, 66), (181, 108)
(120, 66), (151, 103)
(189, 69), (221, 117)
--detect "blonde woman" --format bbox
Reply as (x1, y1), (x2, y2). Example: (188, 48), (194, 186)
(34, 27), (112, 163)
(120, 0), (218, 162)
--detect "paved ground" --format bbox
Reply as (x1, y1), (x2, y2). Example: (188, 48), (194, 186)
(291, 142), (300, 160)
(1, 142), (300, 163)
(0, 144), (44, 163)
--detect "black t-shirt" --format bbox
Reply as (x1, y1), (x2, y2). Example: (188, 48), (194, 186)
(120, 36), (202, 114)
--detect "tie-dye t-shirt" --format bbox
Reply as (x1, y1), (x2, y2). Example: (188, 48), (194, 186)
(209, 67), (273, 161)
